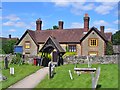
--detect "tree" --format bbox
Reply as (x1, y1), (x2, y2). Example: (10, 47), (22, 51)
(53, 25), (59, 29)
(106, 41), (114, 55)
(46, 25), (59, 30)
(2, 40), (17, 54)
(112, 30), (120, 45)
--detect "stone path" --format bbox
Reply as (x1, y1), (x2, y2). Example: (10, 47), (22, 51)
(8, 67), (48, 88)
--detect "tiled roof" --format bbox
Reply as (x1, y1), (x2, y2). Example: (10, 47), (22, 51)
(20, 27), (112, 45)
(28, 28), (84, 43)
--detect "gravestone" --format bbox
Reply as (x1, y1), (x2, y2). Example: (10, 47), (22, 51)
(4, 56), (8, 69)
(0, 74), (7, 81)
(48, 62), (55, 79)
(69, 70), (73, 80)
(92, 67), (100, 89)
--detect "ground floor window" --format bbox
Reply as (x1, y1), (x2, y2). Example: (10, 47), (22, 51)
(88, 51), (98, 56)
(68, 45), (76, 52)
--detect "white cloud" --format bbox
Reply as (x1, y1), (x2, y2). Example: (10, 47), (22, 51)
(113, 20), (120, 24)
(95, 2), (117, 15)
(15, 22), (26, 27)
(9, 29), (16, 32)
(105, 28), (117, 34)
(70, 22), (83, 28)
(93, 20), (109, 26)
(5, 14), (20, 21)
(0, 16), (2, 20)
(95, 0), (119, 2)
(3, 21), (14, 26)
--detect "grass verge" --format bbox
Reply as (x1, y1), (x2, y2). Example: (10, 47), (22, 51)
(1, 64), (40, 89)
(35, 64), (118, 88)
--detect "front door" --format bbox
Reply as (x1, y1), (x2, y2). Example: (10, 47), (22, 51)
(52, 51), (58, 62)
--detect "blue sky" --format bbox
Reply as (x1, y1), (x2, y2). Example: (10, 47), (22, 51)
(1, 1), (119, 38)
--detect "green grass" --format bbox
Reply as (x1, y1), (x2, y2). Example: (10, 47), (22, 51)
(1, 63), (40, 89)
(35, 64), (118, 88)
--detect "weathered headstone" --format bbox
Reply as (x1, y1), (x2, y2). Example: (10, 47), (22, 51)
(48, 62), (55, 79)
(92, 67), (100, 89)
(4, 56), (8, 69)
(69, 70), (73, 80)
(10, 67), (14, 75)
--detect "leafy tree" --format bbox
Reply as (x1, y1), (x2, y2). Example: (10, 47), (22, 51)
(106, 41), (114, 55)
(53, 25), (59, 29)
(112, 30), (120, 45)
(46, 25), (59, 30)
(2, 40), (17, 54)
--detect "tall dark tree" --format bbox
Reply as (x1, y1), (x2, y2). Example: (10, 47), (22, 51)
(112, 30), (120, 45)
(106, 41), (114, 55)
(2, 40), (17, 54)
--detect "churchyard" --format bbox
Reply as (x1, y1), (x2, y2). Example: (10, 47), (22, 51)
(35, 64), (118, 88)
(0, 54), (40, 89)
(0, 54), (119, 89)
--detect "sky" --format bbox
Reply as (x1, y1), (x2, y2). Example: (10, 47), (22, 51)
(0, 1), (120, 38)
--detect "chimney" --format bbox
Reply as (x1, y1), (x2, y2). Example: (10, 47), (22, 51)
(58, 21), (64, 30)
(36, 18), (42, 31)
(9, 34), (11, 38)
(100, 26), (105, 34)
(84, 13), (90, 32)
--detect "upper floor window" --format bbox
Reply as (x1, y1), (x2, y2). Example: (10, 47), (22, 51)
(89, 39), (98, 46)
(25, 41), (30, 49)
(68, 45), (76, 52)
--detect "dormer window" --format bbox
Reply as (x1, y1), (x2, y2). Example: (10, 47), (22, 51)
(25, 41), (30, 49)
(89, 39), (98, 46)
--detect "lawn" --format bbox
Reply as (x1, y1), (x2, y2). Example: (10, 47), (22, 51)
(1, 63), (40, 89)
(35, 64), (118, 89)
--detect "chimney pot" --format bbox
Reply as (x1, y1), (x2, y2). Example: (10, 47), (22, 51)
(36, 18), (42, 31)
(100, 26), (105, 34)
(58, 21), (64, 30)
(84, 13), (90, 32)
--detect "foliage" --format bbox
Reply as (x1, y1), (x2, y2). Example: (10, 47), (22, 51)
(106, 41), (114, 55)
(46, 25), (59, 30)
(112, 30), (120, 45)
(35, 64), (118, 88)
(63, 52), (77, 57)
(0, 48), (5, 54)
(65, 46), (69, 52)
(53, 25), (59, 29)
(11, 53), (22, 65)
(2, 40), (17, 54)
(1, 64), (40, 89)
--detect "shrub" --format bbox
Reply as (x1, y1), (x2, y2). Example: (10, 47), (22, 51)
(63, 52), (77, 57)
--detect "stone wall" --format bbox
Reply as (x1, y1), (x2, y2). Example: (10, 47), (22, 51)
(63, 55), (119, 64)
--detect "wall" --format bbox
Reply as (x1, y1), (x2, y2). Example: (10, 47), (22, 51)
(18, 33), (38, 56)
(63, 55), (118, 64)
(81, 31), (105, 56)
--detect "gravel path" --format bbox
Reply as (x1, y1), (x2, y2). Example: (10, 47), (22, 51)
(8, 67), (48, 88)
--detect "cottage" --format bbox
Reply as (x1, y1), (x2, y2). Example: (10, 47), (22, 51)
(16, 14), (112, 57)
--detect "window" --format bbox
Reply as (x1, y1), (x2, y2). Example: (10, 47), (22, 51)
(89, 39), (98, 46)
(68, 45), (76, 52)
(25, 41), (30, 49)
(88, 51), (98, 56)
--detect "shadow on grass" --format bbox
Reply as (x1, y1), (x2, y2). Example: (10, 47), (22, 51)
(96, 84), (102, 89)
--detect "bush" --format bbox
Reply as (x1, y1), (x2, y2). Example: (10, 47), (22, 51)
(11, 53), (23, 65)
(63, 52), (77, 57)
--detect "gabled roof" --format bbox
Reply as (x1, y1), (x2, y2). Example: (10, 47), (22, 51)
(17, 27), (112, 46)
(80, 27), (108, 43)
(16, 30), (38, 46)
(40, 36), (65, 53)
